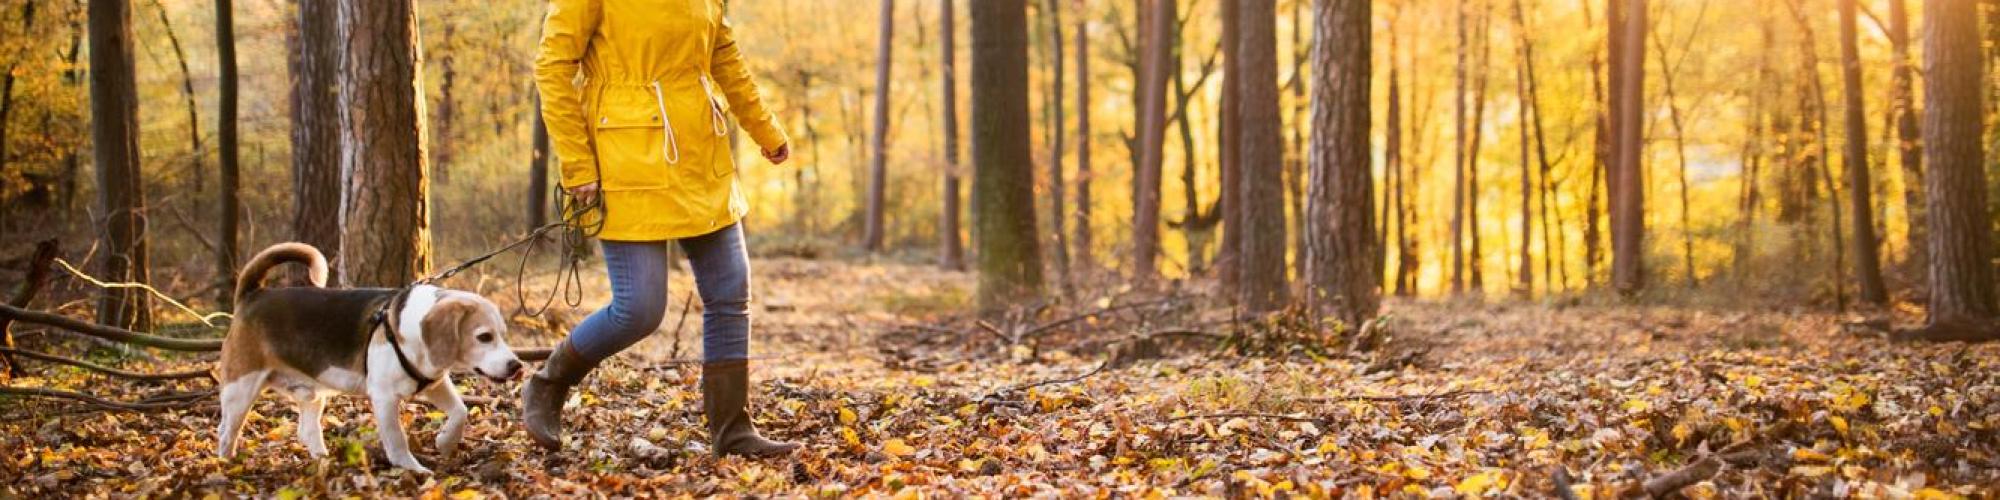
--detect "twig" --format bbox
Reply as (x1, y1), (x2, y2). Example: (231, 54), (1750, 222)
(1642, 455), (1721, 498)
(981, 359), (1110, 401)
(1296, 389), (1490, 404)
(668, 292), (694, 360)
(1167, 412), (1324, 424)
(0, 303), (223, 352)
(1014, 297), (1185, 341)
(52, 258), (232, 327)
(0, 386), (211, 412)
(0, 348), (213, 381)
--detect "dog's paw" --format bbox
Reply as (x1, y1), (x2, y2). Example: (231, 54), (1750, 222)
(435, 438), (461, 461)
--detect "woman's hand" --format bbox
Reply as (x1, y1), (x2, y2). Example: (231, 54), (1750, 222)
(762, 144), (791, 165)
(567, 182), (600, 206)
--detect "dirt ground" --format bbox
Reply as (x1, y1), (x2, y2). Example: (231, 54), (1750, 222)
(3, 257), (1997, 498)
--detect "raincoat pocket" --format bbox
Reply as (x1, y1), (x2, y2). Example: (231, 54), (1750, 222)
(592, 89), (673, 191)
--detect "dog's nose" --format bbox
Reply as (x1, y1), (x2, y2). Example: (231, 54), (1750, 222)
(505, 360), (524, 377)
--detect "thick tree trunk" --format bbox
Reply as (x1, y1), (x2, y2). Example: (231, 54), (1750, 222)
(216, 0), (241, 306)
(1839, 0), (1888, 304)
(1921, 0), (1996, 324)
(1889, 0), (1926, 285)
(1303, 0), (1375, 324)
(971, 0), (1043, 309)
(1608, 0), (1646, 295)
(291, 0), (343, 285)
(942, 0), (967, 270)
(336, 0), (433, 288)
(1072, 1), (1090, 272)
(1236, 0), (1288, 312)
(88, 0), (152, 331)
(1131, 0), (1172, 282)
(865, 0), (895, 251)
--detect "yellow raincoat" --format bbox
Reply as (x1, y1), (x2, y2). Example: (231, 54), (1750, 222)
(535, 0), (789, 241)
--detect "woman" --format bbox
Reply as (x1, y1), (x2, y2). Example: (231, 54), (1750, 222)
(524, 0), (797, 458)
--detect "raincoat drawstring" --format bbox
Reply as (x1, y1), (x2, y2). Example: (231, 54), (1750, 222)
(649, 80), (682, 165)
(700, 75), (730, 137)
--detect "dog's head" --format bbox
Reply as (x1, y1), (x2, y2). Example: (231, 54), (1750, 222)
(420, 290), (524, 381)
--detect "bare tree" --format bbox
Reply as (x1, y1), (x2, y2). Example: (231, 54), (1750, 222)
(941, 0), (966, 270)
(971, 0), (1044, 308)
(1303, 0), (1375, 323)
(865, 0), (895, 251)
(88, 0), (152, 331)
(1838, 0), (1888, 304)
(432, 19), (456, 183)
(216, 0), (241, 305)
(1451, 0), (1471, 294)
(1236, 0), (1288, 311)
(336, 0), (433, 287)
(292, 0), (343, 284)
(1608, 0), (1646, 295)
(1072, 0), (1091, 272)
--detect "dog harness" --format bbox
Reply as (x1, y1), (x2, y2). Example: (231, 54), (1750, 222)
(370, 287), (441, 391)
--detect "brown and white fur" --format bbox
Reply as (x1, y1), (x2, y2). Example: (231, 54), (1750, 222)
(215, 243), (524, 473)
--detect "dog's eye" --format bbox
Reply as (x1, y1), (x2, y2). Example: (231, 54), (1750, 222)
(476, 332), (494, 343)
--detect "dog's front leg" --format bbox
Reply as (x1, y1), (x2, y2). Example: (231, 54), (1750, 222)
(422, 377), (469, 460)
(370, 391), (431, 474)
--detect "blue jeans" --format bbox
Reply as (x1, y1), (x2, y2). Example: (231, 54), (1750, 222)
(566, 224), (752, 363)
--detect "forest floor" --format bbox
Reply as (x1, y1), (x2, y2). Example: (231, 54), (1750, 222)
(2, 256), (1998, 498)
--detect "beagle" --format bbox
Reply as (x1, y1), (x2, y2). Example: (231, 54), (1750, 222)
(215, 243), (524, 473)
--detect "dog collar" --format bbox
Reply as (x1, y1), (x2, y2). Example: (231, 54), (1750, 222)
(372, 288), (441, 391)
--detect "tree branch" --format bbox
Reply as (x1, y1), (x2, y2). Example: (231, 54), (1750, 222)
(0, 348), (211, 381)
(0, 303), (223, 352)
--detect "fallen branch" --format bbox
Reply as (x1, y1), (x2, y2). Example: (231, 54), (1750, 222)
(0, 303), (223, 352)
(1296, 389), (1490, 404)
(981, 359), (1110, 401)
(1166, 412), (1324, 424)
(1641, 455), (1720, 498)
(0, 386), (212, 412)
(0, 348), (212, 381)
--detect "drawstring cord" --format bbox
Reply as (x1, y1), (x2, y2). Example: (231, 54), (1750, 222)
(649, 80), (682, 165)
(699, 75), (729, 137)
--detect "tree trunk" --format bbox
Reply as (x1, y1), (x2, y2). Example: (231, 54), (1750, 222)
(1789, 0), (1846, 308)
(865, 0), (895, 251)
(1218, 0), (1242, 295)
(1839, 0), (1889, 304)
(1131, 0), (1172, 282)
(1071, 0), (1090, 272)
(1513, 0), (1533, 297)
(292, 0), (343, 285)
(1736, 12), (1775, 281)
(1467, 7), (1491, 293)
(1046, 0), (1070, 283)
(1889, 0), (1926, 284)
(88, 0), (152, 331)
(1303, 0), (1375, 324)
(1608, 0), (1646, 295)
(971, 0), (1043, 309)
(432, 20), (455, 183)
(1921, 0), (1996, 324)
(1236, 0), (1288, 312)
(1452, 0), (1470, 294)
(1385, 16), (1404, 295)
(942, 0), (967, 270)
(530, 92), (551, 230)
(1516, 0), (1561, 292)
(336, 0), (433, 288)
(153, 1), (205, 195)
(216, 0), (241, 306)
(1651, 24), (1697, 287)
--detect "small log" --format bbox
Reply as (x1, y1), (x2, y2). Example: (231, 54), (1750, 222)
(1642, 455), (1721, 498)
(0, 303), (223, 352)
(2, 239), (58, 376)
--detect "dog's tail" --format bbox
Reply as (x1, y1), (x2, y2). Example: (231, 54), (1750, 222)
(235, 243), (329, 302)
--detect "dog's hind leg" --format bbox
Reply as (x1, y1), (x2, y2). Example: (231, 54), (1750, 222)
(292, 387), (329, 458)
(371, 391), (431, 474)
(214, 370), (269, 459)
(420, 376), (470, 460)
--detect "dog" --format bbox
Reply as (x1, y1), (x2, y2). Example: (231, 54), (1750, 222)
(215, 243), (525, 473)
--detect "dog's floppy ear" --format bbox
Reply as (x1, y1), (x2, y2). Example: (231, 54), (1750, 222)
(421, 296), (475, 364)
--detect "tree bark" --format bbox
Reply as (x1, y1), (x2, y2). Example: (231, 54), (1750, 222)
(1236, 0), (1288, 312)
(88, 0), (153, 331)
(1046, 0), (1070, 282)
(1608, 0), (1646, 296)
(291, 0), (344, 285)
(1467, 7), (1491, 293)
(1218, 0), (1242, 295)
(216, 0), (242, 307)
(971, 0), (1043, 309)
(865, 0), (895, 251)
(1131, 0), (1172, 282)
(432, 20), (455, 183)
(336, 0), (433, 288)
(1303, 0), (1375, 324)
(1921, 0), (1996, 324)
(1385, 15), (1404, 296)
(1839, 0), (1889, 304)
(1452, 0), (1471, 294)
(1514, 0), (1534, 297)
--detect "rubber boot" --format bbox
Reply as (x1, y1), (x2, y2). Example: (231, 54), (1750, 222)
(702, 360), (800, 457)
(521, 341), (597, 450)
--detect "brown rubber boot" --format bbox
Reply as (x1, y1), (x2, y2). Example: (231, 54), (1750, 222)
(702, 360), (800, 458)
(521, 341), (598, 450)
